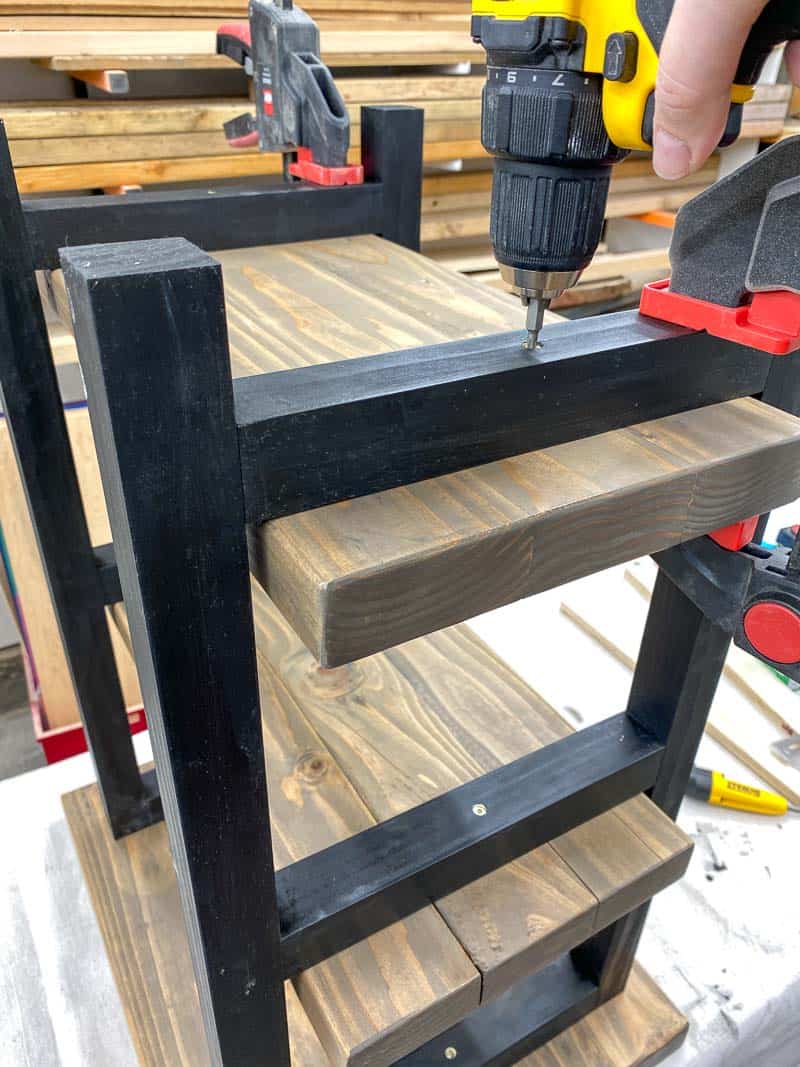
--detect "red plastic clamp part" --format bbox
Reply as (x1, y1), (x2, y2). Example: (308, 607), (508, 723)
(743, 601), (800, 664)
(709, 516), (760, 552)
(217, 21), (251, 48)
(288, 147), (364, 187)
(640, 279), (800, 356)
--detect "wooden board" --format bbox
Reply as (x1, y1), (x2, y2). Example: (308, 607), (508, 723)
(560, 571), (800, 806)
(0, 18), (481, 63)
(247, 583), (692, 1006)
(62, 776), (687, 1067)
(252, 394), (800, 667)
(109, 609), (480, 1067)
(110, 584), (691, 1056)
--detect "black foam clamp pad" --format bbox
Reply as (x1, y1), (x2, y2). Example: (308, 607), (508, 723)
(747, 175), (800, 295)
(669, 136), (800, 308)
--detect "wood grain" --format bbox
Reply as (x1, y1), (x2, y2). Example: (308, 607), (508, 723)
(110, 603), (479, 1067)
(63, 782), (331, 1067)
(63, 777), (686, 1067)
(253, 396), (800, 666)
(250, 583), (692, 1005)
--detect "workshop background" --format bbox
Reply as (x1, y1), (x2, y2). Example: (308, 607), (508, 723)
(2, 4), (800, 1067)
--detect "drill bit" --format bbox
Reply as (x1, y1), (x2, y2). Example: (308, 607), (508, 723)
(522, 294), (549, 351)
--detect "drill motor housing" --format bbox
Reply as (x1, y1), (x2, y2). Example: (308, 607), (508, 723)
(474, 13), (627, 286)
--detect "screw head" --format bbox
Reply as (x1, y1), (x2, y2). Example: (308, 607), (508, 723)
(472, 803), (487, 817)
(445, 1048), (458, 1061)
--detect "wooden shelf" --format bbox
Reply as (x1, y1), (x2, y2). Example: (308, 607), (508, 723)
(49, 236), (800, 671)
(48, 231), (700, 1065)
(73, 582), (690, 1065)
(64, 764), (689, 1066)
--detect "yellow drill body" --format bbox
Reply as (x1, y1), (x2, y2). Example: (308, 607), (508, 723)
(472, 0), (752, 152)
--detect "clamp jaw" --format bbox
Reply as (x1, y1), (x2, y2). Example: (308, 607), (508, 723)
(656, 533), (800, 682)
(217, 0), (363, 186)
(640, 136), (800, 355)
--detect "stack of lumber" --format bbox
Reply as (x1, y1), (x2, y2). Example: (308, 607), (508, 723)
(0, 9), (790, 313)
(3, 75), (485, 193)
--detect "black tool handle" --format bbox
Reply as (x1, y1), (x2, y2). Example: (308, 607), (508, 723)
(738, 0), (800, 83)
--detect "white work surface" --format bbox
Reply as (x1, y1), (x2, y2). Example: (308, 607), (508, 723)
(3, 564), (800, 1067)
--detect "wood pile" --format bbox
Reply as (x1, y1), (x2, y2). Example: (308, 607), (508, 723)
(0, 9), (791, 299)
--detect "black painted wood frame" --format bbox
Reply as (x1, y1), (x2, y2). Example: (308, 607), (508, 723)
(6, 101), (800, 1062)
(58, 227), (800, 1064)
(0, 105), (423, 840)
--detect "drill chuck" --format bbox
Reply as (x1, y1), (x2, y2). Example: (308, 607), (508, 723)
(474, 15), (628, 333)
(481, 60), (625, 288)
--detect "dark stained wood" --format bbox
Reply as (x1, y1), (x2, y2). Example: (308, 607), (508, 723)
(63, 783), (330, 1067)
(518, 966), (687, 1067)
(109, 588), (691, 1059)
(250, 584), (692, 1006)
(253, 397), (800, 665)
(64, 779), (686, 1067)
(110, 604), (480, 1067)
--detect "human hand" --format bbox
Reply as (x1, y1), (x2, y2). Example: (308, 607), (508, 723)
(653, 0), (800, 179)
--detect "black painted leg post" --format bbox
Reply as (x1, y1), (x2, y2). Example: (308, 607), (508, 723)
(362, 105), (423, 252)
(0, 123), (156, 838)
(61, 238), (290, 1066)
(572, 567), (732, 997)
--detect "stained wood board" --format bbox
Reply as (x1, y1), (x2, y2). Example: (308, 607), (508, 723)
(247, 583), (691, 1006)
(253, 394), (800, 668)
(110, 606), (479, 1067)
(560, 571), (800, 805)
(110, 583), (690, 1055)
(63, 777), (687, 1067)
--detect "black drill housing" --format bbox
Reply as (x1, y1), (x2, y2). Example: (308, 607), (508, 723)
(473, 15), (627, 279)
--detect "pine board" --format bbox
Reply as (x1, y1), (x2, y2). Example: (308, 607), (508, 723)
(106, 583), (692, 1064)
(63, 775), (686, 1067)
(252, 394), (800, 667)
(247, 583), (691, 1005)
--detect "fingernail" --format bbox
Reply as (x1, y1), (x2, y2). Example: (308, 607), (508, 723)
(653, 128), (691, 180)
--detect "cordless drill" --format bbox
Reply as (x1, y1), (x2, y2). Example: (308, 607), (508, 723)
(472, 1), (800, 348)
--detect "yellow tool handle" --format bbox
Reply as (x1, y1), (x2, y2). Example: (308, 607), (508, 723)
(708, 770), (789, 816)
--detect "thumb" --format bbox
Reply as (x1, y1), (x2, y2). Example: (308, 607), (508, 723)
(653, 0), (769, 179)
